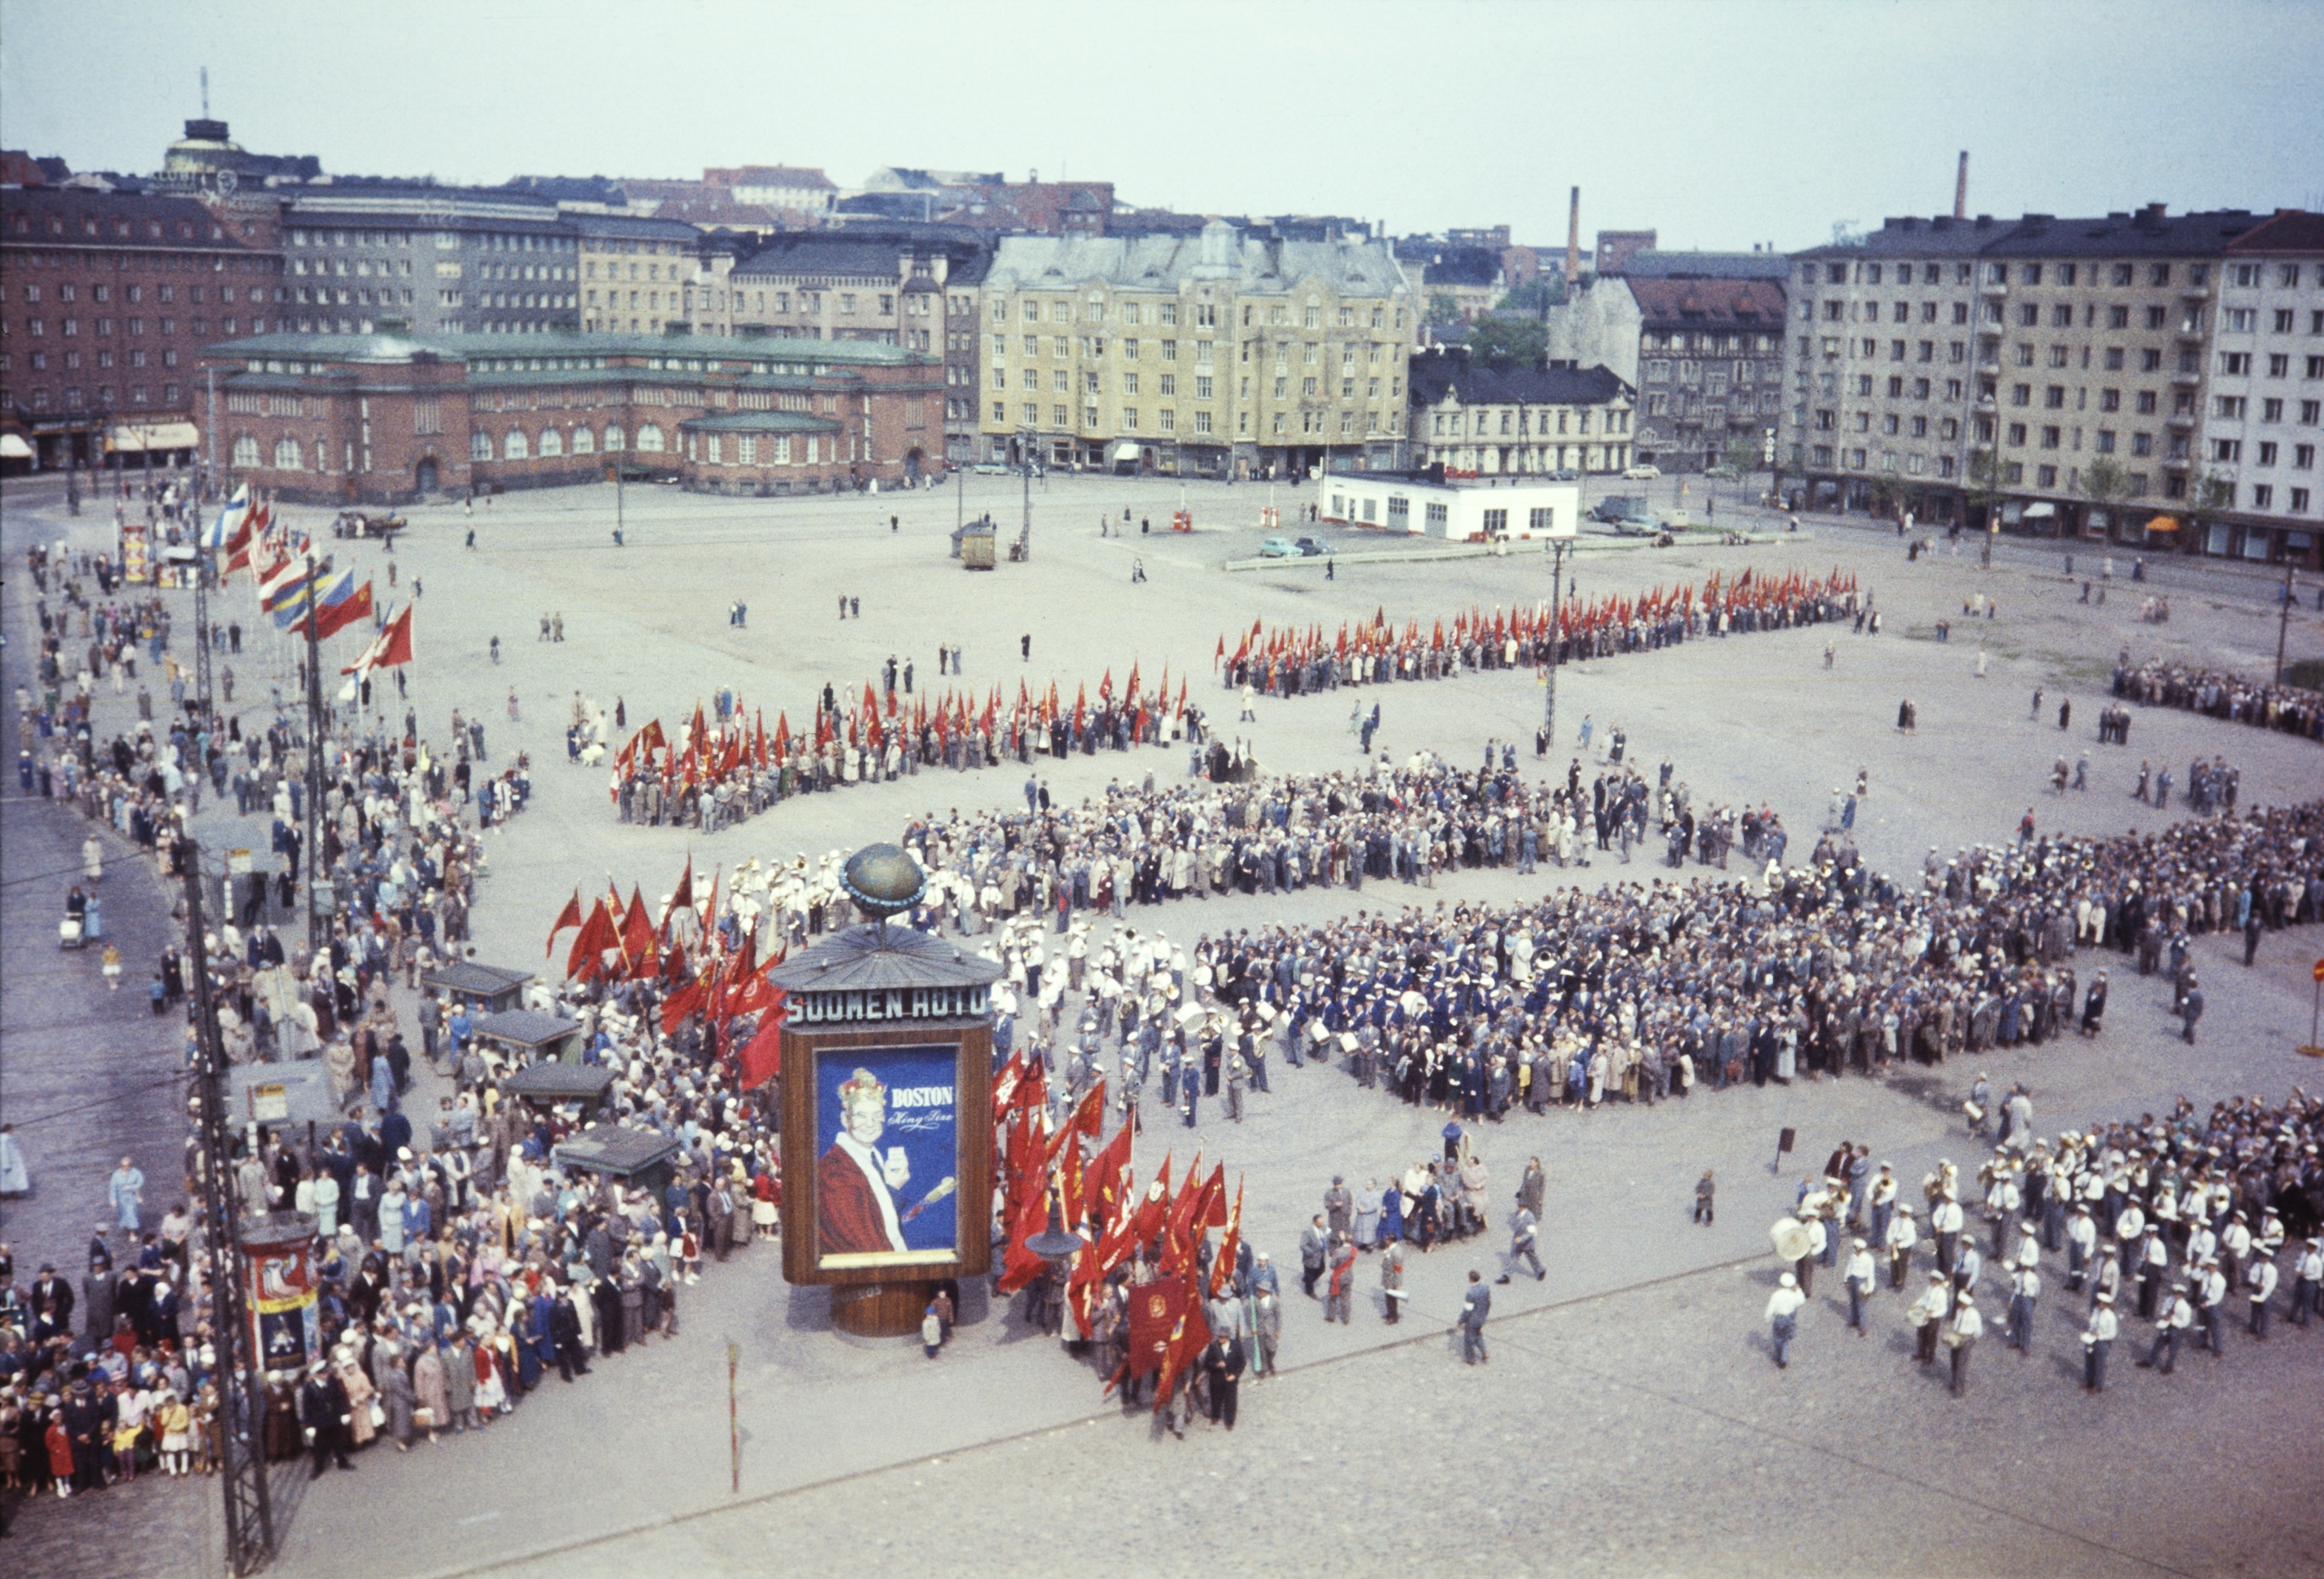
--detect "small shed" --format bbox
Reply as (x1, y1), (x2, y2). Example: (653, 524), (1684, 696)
(421, 961), (535, 1015)
(502, 1060), (617, 1116)
(471, 1008), (583, 1067)
(552, 1124), (683, 1195)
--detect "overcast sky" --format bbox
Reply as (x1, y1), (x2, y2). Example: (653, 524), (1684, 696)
(3, 0), (2317, 249)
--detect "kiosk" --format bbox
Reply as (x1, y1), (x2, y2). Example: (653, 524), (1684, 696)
(771, 844), (1001, 1336)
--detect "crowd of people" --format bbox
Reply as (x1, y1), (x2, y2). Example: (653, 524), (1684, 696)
(2113, 657), (2324, 744)
(1763, 1091), (2323, 1393)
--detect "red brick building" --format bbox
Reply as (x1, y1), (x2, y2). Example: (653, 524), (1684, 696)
(197, 329), (945, 504)
(1, 186), (283, 470)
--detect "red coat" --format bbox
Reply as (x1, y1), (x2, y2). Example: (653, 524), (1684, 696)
(817, 1144), (900, 1256)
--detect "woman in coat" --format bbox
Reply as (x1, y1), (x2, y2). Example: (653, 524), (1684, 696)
(411, 1343), (449, 1443)
(331, 1345), (378, 1448)
(377, 1351), (415, 1450)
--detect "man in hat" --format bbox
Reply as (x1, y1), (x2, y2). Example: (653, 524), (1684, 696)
(2084, 1292), (2118, 1391)
(298, 1359), (357, 1477)
(2247, 1249), (2279, 1339)
(2003, 1254), (2041, 1356)
(2138, 1283), (2194, 1372)
(2292, 1237), (2322, 1328)
(2197, 1257), (2229, 1357)
(1765, 1271), (1806, 1368)
(1946, 1292), (1982, 1396)
(1909, 1271), (1947, 1366)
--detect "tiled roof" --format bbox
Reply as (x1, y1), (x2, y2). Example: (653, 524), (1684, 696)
(1408, 352), (1631, 407)
(1625, 277), (1787, 326)
(2222, 209), (2324, 255)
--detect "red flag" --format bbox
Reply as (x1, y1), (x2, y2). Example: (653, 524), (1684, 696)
(1087, 1118), (1134, 1237)
(619, 885), (657, 976)
(997, 1171), (1055, 1294)
(1151, 1267), (1212, 1412)
(737, 995), (786, 1090)
(566, 899), (617, 979)
(545, 888), (582, 960)
(1208, 1176), (1245, 1298)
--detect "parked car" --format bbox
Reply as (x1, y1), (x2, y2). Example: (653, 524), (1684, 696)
(1623, 463), (1662, 480)
(1294, 535), (1328, 556)
(1257, 535), (1300, 558)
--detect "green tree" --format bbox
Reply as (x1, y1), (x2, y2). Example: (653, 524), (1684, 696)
(1465, 314), (1549, 372)
(2078, 455), (2130, 543)
(1964, 452), (2010, 564)
(1494, 279), (1560, 316)
(1425, 291), (1465, 328)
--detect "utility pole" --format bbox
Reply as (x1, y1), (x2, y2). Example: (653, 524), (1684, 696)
(2275, 561), (2296, 685)
(194, 369), (220, 722)
(1543, 536), (1567, 746)
(302, 549), (327, 952)
(182, 838), (278, 1575)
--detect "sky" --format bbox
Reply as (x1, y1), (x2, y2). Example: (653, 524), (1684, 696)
(2, 0), (2319, 250)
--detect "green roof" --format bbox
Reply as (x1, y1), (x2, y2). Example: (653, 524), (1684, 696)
(679, 410), (844, 434)
(204, 329), (933, 370)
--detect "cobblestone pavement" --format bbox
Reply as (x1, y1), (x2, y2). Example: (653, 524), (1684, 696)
(1, 471), (2319, 1578)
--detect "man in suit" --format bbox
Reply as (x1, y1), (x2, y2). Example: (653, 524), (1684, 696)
(30, 1262), (73, 1343)
(1200, 1330), (1247, 1429)
(1457, 1268), (1491, 1364)
(297, 1361), (357, 1477)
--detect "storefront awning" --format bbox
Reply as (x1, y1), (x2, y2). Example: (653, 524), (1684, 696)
(106, 421), (199, 452)
(2144, 514), (2182, 534)
(0, 434), (33, 459)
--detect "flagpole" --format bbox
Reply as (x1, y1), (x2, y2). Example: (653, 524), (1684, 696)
(303, 547), (327, 954)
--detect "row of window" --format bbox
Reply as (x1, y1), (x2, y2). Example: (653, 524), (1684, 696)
(1811, 260), (2209, 289)
(0, 382), (180, 411)
(992, 296), (1405, 333)
(989, 400), (1393, 440)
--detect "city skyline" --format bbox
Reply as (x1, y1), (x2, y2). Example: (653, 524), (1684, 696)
(1, 0), (2318, 248)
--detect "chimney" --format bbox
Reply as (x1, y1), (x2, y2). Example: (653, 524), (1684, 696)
(1953, 151), (1969, 220)
(1565, 186), (1581, 285)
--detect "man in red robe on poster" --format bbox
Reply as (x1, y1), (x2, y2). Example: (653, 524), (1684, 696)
(817, 1068), (910, 1256)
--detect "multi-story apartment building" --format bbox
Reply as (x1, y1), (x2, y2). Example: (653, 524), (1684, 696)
(978, 220), (1412, 478)
(1628, 277), (1786, 473)
(1, 184), (283, 470)
(2200, 211), (2324, 567)
(686, 226), (992, 464)
(1783, 207), (2274, 548)
(1406, 348), (1633, 476)
(1781, 213), (2006, 516)
(279, 185), (579, 339)
(573, 213), (701, 334)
